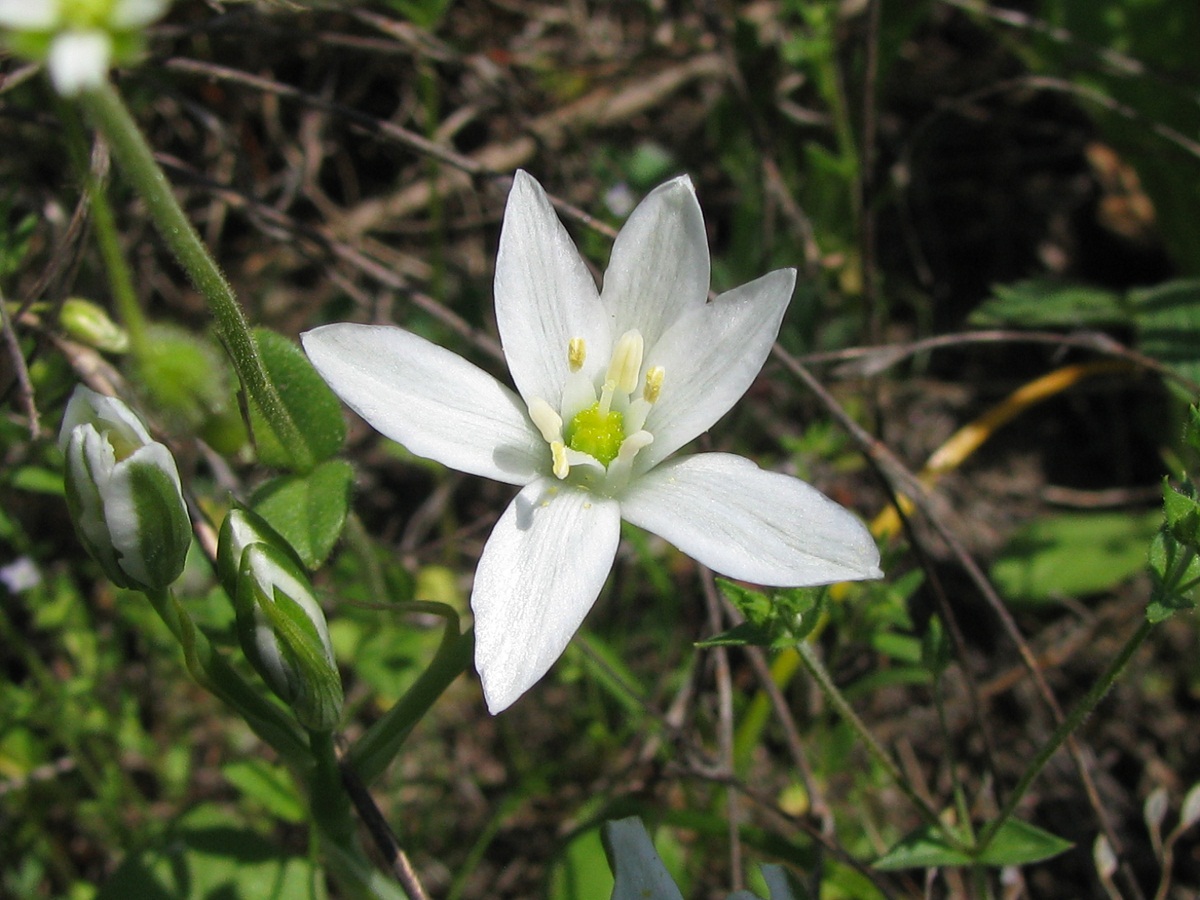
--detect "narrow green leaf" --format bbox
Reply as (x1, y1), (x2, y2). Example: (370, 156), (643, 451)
(873, 824), (972, 870)
(248, 327), (346, 471)
(875, 820), (1072, 870)
(975, 819), (1073, 867)
(251, 460), (354, 569)
(602, 817), (684, 900)
(221, 759), (305, 824)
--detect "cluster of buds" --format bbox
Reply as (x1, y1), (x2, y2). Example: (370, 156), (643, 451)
(59, 385), (190, 593)
(218, 508), (343, 732)
(0, 0), (169, 95)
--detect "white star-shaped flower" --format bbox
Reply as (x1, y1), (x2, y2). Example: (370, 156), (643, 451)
(303, 171), (882, 713)
(0, 0), (169, 95)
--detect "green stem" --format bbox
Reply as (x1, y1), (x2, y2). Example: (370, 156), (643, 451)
(144, 588), (309, 765)
(348, 624), (474, 786)
(976, 618), (1154, 853)
(795, 638), (952, 837)
(60, 101), (149, 358)
(76, 82), (312, 470)
(308, 729), (356, 848)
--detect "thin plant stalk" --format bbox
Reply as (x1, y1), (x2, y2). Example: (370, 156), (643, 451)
(976, 618), (1154, 854)
(76, 82), (312, 470)
(794, 638), (953, 839)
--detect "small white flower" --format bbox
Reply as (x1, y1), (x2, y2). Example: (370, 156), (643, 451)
(303, 171), (882, 713)
(0, 0), (169, 96)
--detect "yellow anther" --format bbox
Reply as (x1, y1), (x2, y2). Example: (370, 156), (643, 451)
(568, 337), (586, 372)
(606, 330), (644, 395)
(643, 366), (664, 404)
(551, 441), (570, 479)
(528, 398), (563, 443)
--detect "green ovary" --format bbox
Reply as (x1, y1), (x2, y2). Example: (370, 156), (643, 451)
(564, 403), (625, 466)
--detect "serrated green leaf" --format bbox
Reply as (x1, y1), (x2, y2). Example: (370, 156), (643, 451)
(1132, 279), (1200, 386)
(248, 328), (346, 471)
(969, 279), (1128, 328)
(251, 460), (353, 569)
(1163, 481), (1200, 547)
(1147, 530), (1200, 622)
(717, 579), (773, 626)
(991, 511), (1162, 604)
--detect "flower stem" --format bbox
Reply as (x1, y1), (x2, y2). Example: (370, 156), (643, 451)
(143, 588), (309, 766)
(76, 82), (312, 470)
(794, 638), (952, 837)
(60, 100), (149, 358)
(347, 624), (474, 787)
(976, 617), (1154, 853)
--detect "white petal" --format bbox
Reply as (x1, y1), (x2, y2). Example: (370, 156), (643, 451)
(639, 268), (795, 470)
(48, 31), (111, 96)
(472, 480), (620, 713)
(111, 0), (168, 27)
(0, 0), (57, 28)
(494, 171), (610, 406)
(104, 441), (184, 587)
(59, 385), (153, 452)
(0, 0), (56, 27)
(600, 175), (709, 351)
(621, 453), (882, 586)
(302, 324), (544, 486)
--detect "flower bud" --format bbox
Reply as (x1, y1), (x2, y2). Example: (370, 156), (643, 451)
(59, 298), (130, 353)
(59, 385), (190, 592)
(218, 508), (343, 731)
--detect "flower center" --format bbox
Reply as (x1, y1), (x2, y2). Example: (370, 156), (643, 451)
(564, 403), (624, 465)
(526, 328), (664, 495)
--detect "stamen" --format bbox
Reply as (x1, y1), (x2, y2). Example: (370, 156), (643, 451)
(568, 337), (586, 372)
(597, 379), (617, 417)
(643, 366), (664, 404)
(606, 330), (644, 395)
(550, 441), (569, 479)
(605, 430), (654, 493)
(528, 398), (563, 443)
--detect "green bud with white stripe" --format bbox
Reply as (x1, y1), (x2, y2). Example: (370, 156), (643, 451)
(59, 385), (190, 592)
(217, 507), (343, 732)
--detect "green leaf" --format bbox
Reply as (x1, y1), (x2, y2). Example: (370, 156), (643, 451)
(96, 803), (319, 899)
(602, 817), (685, 900)
(969, 279), (1128, 328)
(991, 511), (1162, 604)
(1163, 480), (1200, 547)
(249, 327), (346, 471)
(1147, 529), (1200, 622)
(1132, 279), (1200, 386)
(874, 820), (1071, 870)
(550, 825), (615, 900)
(251, 460), (354, 569)
(696, 620), (774, 648)
(976, 819), (1074, 867)
(874, 824), (973, 870)
(221, 759), (305, 824)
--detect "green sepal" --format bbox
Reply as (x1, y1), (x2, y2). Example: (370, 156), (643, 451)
(124, 460), (191, 591)
(247, 328), (346, 472)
